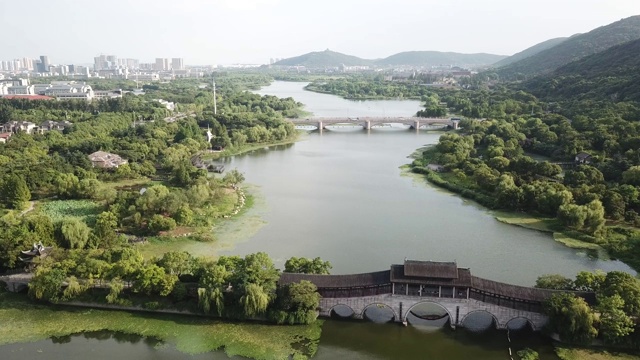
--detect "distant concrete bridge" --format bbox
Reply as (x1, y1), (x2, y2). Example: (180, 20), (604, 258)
(279, 260), (595, 331)
(286, 117), (460, 131)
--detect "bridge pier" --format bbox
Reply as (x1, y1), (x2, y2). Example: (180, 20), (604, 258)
(364, 120), (371, 130)
(451, 120), (460, 130)
(317, 121), (323, 131)
(413, 120), (420, 130)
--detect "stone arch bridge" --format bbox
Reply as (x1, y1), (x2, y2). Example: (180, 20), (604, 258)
(279, 260), (594, 331)
(286, 117), (460, 131)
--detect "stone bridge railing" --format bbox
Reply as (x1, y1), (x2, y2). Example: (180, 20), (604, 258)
(320, 294), (548, 330)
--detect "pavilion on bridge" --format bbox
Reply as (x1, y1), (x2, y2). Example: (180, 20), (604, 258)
(278, 259), (595, 314)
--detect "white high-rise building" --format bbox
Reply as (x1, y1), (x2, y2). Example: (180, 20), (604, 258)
(171, 58), (184, 70)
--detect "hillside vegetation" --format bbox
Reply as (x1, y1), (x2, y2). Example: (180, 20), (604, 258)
(524, 38), (640, 103)
(492, 37), (569, 67)
(495, 15), (640, 79)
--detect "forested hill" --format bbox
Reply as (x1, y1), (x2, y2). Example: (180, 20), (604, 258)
(374, 51), (506, 67)
(524, 38), (640, 103)
(273, 49), (505, 68)
(492, 37), (569, 67)
(273, 49), (371, 67)
(495, 15), (640, 79)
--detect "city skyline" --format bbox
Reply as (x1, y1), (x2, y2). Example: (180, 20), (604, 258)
(0, 0), (638, 65)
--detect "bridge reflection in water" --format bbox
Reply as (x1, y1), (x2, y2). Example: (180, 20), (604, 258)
(279, 260), (595, 331)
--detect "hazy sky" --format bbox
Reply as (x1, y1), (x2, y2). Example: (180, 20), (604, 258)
(1, 0), (638, 65)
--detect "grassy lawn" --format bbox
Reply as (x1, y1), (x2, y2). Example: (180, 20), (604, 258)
(39, 199), (104, 225)
(103, 177), (152, 189)
(493, 210), (608, 256)
(0, 290), (322, 360)
(556, 347), (640, 360)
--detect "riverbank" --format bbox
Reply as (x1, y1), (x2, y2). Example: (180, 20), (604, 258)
(556, 347), (640, 360)
(0, 289), (322, 360)
(408, 146), (619, 260)
(202, 132), (305, 161)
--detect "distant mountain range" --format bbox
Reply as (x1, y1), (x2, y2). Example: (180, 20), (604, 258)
(273, 49), (507, 68)
(494, 15), (640, 78)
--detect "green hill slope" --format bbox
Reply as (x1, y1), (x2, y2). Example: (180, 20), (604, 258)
(492, 37), (569, 67)
(497, 15), (640, 79)
(375, 51), (506, 67)
(524, 38), (640, 102)
(273, 49), (371, 67)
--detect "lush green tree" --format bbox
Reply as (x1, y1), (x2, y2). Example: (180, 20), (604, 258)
(284, 257), (332, 275)
(516, 348), (539, 360)
(558, 203), (587, 230)
(223, 169), (245, 187)
(535, 274), (574, 290)
(197, 263), (228, 316)
(235, 252), (280, 296)
(573, 270), (606, 292)
(597, 294), (635, 344)
(240, 283), (270, 317)
(134, 264), (177, 296)
(28, 267), (66, 302)
(54, 173), (80, 199)
(148, 214), (176, 233)
(270, 280), (320, 324)
(93, 211), (119, 248)
(1, 174), (31, 209)
(157, 251), (193, 276)
(622, 166), (640, 186)
(173, 204), (193, 226)
(58, 219), (91, 249)
(600, 271), (640, 316)
(544, 293), (598, 344)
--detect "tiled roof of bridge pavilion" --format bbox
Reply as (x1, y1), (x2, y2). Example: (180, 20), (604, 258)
(470, 276), (596, 304)
(390, 265), (472, 287)
(278, 270), (390, 288)
(403, 260), (459, 278)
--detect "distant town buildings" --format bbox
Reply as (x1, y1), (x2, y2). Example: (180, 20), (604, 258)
(0, 53), (200, 81)
(0, 79), (123, 101)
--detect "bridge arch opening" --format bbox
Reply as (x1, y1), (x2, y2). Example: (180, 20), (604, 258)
(324, 124), (365, 132)
(362, 303), (397, 323)
(460, 310), (498, 332)
(405, 301), (452, 328)
(329, 304), (355, 320)
(506, 317), (535, 332)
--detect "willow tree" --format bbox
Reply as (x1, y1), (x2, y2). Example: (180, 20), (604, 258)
(197, 264), (228, 316)
(240, 283), (270, 317)
(198, 287), (225, 316)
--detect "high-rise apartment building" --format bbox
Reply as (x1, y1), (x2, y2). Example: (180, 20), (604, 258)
(38, 55), (50, 72)
(155, 58), (171, 71)
(171, 58), (184, 70)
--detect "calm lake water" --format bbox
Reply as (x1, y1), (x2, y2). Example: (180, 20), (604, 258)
(3, 81), (634, 360)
